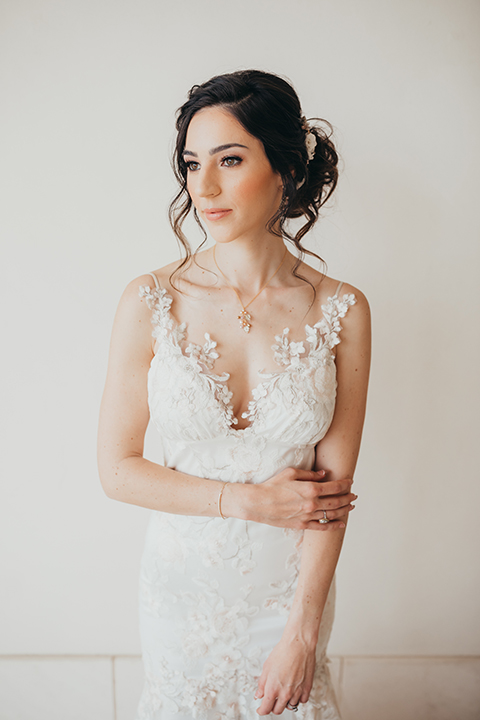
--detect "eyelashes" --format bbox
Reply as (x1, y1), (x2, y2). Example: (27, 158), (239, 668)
(185, 160), (200, 171)
(184, 155), (243, 171)
(221, 155), (242, 167)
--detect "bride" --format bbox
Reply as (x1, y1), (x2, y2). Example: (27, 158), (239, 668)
(98, 69), (370, 719)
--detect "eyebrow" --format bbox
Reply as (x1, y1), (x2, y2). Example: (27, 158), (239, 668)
(182, 143), (249, 158)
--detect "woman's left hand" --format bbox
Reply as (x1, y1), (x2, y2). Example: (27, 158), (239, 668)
(255, 636), (316, 715)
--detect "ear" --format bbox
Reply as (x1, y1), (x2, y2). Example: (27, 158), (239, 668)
(277, 167), (296, 189)
(287, 166), (304, 191)
(288, 166), (301, 188)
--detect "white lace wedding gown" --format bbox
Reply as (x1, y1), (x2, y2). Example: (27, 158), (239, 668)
(135, 272), (356, 720)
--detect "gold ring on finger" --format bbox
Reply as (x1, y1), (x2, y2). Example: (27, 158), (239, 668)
(319, 510), (330, 524)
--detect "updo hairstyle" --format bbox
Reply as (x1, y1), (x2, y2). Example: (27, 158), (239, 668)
(169, 69), (339, 287)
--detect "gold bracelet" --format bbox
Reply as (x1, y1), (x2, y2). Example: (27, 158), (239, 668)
(217, 482), (228, 520)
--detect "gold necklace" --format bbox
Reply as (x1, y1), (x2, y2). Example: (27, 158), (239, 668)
(212, 245), (288, 333)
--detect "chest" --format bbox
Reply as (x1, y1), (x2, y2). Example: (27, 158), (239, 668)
(165, 286), (323, 422)
(148, 334), (337, 442)
(140, 279), (355, 441)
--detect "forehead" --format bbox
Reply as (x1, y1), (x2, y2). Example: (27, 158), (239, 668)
(185, 106), (258, 150)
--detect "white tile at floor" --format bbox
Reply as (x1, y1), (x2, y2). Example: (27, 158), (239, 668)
(114, 656), (145, 720)
(2, 654), (479, 720)
(340, 656), (480, 720)
(0, 656), (114, 720)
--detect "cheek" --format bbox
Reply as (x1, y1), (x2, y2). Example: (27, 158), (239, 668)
(234, 171), (281, 207)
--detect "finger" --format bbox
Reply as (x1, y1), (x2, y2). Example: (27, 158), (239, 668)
(273, 696), (291, 715)
(300, 688), (310, 703)
(298, 684), (312, 703)
(314, 504), (355, 522)
(285, 691), (303, 712)
(318, 492), (357, 510)
(291, 469), (327, 482)
(255, 672), (266, 700)
(305, 518), (346, 531)
(256, 692), (277, 716)
(315, 477), (353, 496)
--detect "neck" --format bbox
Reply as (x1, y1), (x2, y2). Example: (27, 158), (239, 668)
(212, 239), (289, 296)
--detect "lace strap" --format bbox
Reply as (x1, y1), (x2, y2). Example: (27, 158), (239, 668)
(138, 274), (186, 345)
(138, 274), (171, 328)
(317, 285), (356, 350)
(147, 272), (160, 290)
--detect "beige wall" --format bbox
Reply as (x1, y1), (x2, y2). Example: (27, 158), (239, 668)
(1, 0), (479, 715)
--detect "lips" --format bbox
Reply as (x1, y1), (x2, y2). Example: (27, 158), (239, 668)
(204, 208), (232, 220)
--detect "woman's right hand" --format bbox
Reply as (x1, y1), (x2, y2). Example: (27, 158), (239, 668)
(229, 468), (356, 530)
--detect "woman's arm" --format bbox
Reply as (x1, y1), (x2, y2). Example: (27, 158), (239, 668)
(255, 288), (371, 716)
(98, 276), (358, 528)
(97, 276), (225, 516)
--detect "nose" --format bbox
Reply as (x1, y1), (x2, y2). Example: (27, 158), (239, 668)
(194, 165), (220, 198)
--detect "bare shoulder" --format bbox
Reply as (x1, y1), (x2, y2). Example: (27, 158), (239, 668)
(308, 273), (371, 349)
(147, 258), (210, 297)
(330, 280), (371, 367)
(334, 280), (370, 319)
(120, 258), (185, 307)
(110, 270), (171, 353)
(117, 272), (159, 317)
(114, 261), (192, 345)
(298, 265), (370, 323)
(336, 281), (370, 333)
(147, 259), (183, 290)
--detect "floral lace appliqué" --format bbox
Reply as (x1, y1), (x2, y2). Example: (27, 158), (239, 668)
(314, 292), (357, 350)
(139, 284), (188, 347)
(272, 328), (306, 367)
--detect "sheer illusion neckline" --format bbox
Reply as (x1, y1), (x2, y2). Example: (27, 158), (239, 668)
(141, 275), (352, 433)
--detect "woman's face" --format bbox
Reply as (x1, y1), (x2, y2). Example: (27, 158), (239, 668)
(183, 106), (284, 245)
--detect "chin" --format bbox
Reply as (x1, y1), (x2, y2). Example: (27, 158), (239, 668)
(207, 229), (241, 245)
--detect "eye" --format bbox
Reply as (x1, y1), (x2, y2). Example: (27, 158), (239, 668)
(221, 155), (242, 167)
(185, 160), (200, 172)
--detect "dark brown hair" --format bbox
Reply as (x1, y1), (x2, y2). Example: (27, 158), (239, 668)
(168, 69), (338, 290)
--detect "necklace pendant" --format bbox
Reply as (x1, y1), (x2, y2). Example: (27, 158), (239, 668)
(212, 244), (288, 338)
(238, 309), (252, 333)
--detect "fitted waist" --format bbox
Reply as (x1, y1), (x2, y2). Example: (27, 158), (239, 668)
(159, 437), (316, 484)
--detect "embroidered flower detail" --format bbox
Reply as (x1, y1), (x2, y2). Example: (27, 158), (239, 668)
(272, 328), (306, 367)
(139, 284), (187, 345)
(182, 632), (209, 659)
(197, 522), (230, 568)
(320, 292), (356, 349)
(157, 533), (187, 566)
(185, 333), (220, 370)
(231, 537), (263, 575)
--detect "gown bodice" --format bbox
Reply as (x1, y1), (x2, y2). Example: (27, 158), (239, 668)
(139, 277), (356, 484)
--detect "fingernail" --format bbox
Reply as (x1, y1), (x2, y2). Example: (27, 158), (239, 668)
(354, 494), (358, 499)
(339, 523), (346, 528)
(351, 504), (355, 509)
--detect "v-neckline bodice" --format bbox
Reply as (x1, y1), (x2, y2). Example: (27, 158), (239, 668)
(140, 278), (356, 434)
